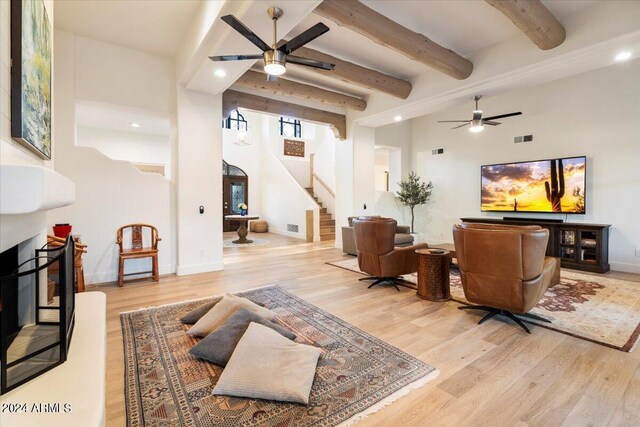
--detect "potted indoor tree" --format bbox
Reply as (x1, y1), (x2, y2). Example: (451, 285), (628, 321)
(396, 171), (433, 233)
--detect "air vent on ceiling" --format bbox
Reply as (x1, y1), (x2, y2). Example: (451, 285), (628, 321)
(287, 224), (299, 233)
(514, 134), (533, 143)
(432, 148), (444, 155)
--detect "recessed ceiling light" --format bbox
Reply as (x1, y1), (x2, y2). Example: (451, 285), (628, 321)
(394, 115), (402, 122)
(615, 51), (632, 62)
(129, 122), (141, 128)
(214, 68), (226, 78)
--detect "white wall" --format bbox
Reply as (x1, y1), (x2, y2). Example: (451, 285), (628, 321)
(351, 123), (376, 217)
(49, 30), (177, 284)
(74, 36), (174, 112)
(77, 127), (172, 180)
(50, 146), (176, 284)
(176, 87), (223, 275)
(409, 61), (640, 273)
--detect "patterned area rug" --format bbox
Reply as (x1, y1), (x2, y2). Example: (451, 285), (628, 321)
(328, 258), (640, 352)
(121, 286), (437, 426)
(223, 238), (270, 248)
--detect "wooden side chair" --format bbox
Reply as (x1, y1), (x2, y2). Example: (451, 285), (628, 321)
(116, 224), (161, 287)
(46, 235), (88, 293)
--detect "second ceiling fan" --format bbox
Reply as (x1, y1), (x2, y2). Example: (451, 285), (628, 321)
(209, 7), (335, 81)
(439, 96), (522, 133)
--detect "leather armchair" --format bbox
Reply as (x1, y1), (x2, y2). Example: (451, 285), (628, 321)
(342, 216), (414, 255)
(453, 222), (557, 333)
(353, 217), (428, 291)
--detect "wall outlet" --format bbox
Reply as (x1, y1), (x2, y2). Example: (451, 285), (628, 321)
(635, 249), (640, 257)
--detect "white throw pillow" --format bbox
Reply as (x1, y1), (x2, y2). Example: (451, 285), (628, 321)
(212, 322), (322, 404)
(187, 293), (276, 337)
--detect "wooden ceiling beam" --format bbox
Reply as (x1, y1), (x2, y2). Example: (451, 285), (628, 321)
(223, 90), (347, 140)
(289, 45), (412, 99)
(313, 0), (473, 80)
(485, 0), (566, 50)
(232, 70), (367, 111)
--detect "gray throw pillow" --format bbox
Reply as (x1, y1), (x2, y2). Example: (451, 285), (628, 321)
(187, 294), (277, 337)
(180, 296), (266, 324)
(189, 308), (296, 366)
(213, 323), (321, 404)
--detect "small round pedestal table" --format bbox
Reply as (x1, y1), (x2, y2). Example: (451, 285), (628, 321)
(225, 215), (259, 244)
(416, 249), (451, 301)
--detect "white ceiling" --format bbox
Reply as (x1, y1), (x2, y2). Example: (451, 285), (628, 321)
(54, 0), (202, 57)
(76, 100), (171, 136)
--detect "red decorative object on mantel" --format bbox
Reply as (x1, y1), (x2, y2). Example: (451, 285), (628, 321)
(53, 223), (72, 238)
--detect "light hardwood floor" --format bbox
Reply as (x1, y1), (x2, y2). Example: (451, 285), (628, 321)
(92, 232), (640, 427)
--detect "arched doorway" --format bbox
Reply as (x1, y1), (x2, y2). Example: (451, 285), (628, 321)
(222, 160), (249, 232)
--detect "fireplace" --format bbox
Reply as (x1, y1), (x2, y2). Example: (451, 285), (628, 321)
(0, 235), (76, 394)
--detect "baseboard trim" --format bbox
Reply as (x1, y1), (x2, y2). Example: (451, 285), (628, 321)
(609, 262), (640, 274)
(268, 228), (307, 240)
(86, 263), (175, 285)
(176, 261), (224, 276)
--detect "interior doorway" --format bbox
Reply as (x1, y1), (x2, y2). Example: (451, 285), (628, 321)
(374, 146), (401, 193)
(222, 160), (249, 232)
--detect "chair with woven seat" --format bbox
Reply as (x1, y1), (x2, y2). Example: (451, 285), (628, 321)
(353, 217), (428, 291)
(452, 222), (557, 333)
(116, 224), (161, 287)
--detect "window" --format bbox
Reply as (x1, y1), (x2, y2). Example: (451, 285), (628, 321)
(222, 109), (248, 131)
(279, 116), (301, 138)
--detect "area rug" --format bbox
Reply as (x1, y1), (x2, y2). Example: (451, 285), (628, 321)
(223, 238), (270, 248)
(120, 285), (438, 426)
(327, 258), (640, 352)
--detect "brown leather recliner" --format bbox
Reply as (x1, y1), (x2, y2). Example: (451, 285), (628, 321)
(453, 222), (557, 333)
(353, 217), (428, 291)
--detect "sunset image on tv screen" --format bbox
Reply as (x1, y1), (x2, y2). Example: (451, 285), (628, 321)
(481, 157), (586, 213)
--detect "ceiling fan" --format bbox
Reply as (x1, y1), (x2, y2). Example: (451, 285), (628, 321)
(209, 7), (335, 81)
(438, 96), (522, 133)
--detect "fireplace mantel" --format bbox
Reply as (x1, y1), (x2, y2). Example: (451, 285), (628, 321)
(0, 165), (75, 214)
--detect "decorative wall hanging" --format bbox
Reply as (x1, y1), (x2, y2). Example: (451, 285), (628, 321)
(284, 139), (304, 157)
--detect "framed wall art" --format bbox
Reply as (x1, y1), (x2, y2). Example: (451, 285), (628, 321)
(11, 0), (52, 159)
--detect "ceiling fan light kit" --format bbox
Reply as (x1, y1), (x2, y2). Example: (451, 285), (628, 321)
(263, 50), (287, 76)
(210, 6), (335, 81)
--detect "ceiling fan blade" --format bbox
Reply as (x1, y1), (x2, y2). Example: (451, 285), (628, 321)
(482, 112), (522, 121)
(287, 55), (335, 70)
(209, 54), (263, 62)
(279, 23), (330, 54)
(266, 74), (279, 82)
(483, 120), (501, 126)
(452, 123), (470, 129)
(438, 120), (470, 123)
(221, 14), (270, 52)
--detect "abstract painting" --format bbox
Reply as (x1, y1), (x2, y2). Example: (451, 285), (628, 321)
(11, 0), (52, 159)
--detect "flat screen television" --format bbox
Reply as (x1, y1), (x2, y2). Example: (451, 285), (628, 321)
(481, 156), (586, 214)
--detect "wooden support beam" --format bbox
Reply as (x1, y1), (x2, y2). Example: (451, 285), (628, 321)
(292, 46), (412, 99)
(314, 0), (473, 80)
(223, 90), (347, 139)
(485, 0), (566, 50)
(232, 70), (367, 111)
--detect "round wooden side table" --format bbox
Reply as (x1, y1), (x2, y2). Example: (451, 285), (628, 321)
(416, 249), (451, 301)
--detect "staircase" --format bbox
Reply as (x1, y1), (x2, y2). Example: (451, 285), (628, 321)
(305, 187), (335, 241)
